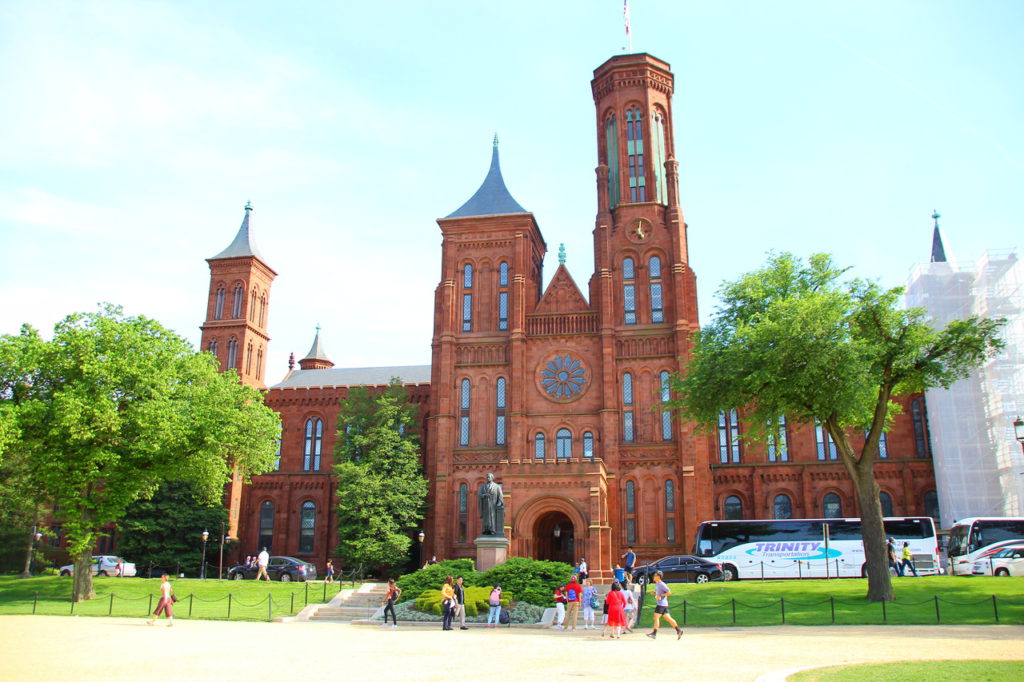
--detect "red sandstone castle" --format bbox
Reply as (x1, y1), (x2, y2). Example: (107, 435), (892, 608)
(198, 54), (938, 578)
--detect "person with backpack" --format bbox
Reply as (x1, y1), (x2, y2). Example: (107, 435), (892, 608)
(552, 586), (566, 630)
(486, 584), (502, 628)
(563, 574), (582, 631)
(381, 578), (400, 627)
(581, 578), (599, 629)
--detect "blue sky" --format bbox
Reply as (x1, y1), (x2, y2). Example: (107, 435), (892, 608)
(1, 1), (1021, 383)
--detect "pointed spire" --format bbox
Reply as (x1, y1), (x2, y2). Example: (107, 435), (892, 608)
(210, 201), (265, 260)
(930, 209), (947, 263)
(445, 137), (528, 218)
(558, 243), (566, 265)
(298, 325), (334, 370)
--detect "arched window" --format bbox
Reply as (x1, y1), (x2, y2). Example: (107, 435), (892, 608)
(651, 108), (668, 204)
(665, 479), (676, 543)
(232, 284), (244, 318)
(274, 439), (281, 471)
(534, 432), (546, 459)
(605, 114), (620, 208)
(583, 431), (595, 458)
(226, 338), (238, 370)
(256, 348), (263, 379)
(724, 495), (744, 520)
(659, 370), (672, 441)
(718, 409), (741, 463)
(879, 491), (894, 517)
(556, 428), (572, 459)
(622, 372), (635, 442)
(623, 257), (636, 325)
(498, 262), (509, 331)
(911, 398), (929, 458)
(865, 430), (889, 459)
(768, 416), (789, 462)
(458, 483), (468, 542)
(258, 501), (274, 552)
(245, 341), (253, 374)
(208, 339), (218, 361)
(259, 294), (266, 326)
(815, 420), (837, 460)
(625, 480), (637, 543)
(299, 501), (316, 553)
(495, 377), (506, 446)
(303, 418), (323, 471)
(249, 287), (257, 320)
(625, 106), (646, 202)
(459, 379), (471, 446)
(923, 490), (940, 521)
(214, 286), (225, 320)
(649, 256), (664, 323)
(823, 493), (842, 518)
(462, 264), (473, 332)
(773, 494), (793, 520)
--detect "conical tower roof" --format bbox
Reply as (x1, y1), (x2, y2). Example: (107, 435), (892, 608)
(930, 210), (947, 263)
(298, 326), (334, 370)
(211, 202), (264, 260)
(445, 136), (528, 218)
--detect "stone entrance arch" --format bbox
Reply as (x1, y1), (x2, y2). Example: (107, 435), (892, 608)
(512, 494), (588, 565)
(535, 511), (574, 564)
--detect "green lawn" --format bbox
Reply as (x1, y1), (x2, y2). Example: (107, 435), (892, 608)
(0, 575), (355, 622)
(789, 660), (1024, 681)
(634, 576), (1024, 628)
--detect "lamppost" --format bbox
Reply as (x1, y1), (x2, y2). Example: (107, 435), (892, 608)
(219, 521), (230, 580)
(200, 529), (209, 580)
(1014, 416), (1024, 454)
(418, 530), (425, 569)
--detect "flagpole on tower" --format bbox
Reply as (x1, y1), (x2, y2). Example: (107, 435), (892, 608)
(624, 0), (633, 53)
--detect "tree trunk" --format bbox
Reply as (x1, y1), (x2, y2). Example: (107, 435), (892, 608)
(72, 551), (96, 602)
(19, 528), (34, 579)
(850, 460), (894, 602)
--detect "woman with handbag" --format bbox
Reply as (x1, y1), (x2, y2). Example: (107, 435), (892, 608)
(147, 574), (175, 627)
(581, 578), (599, 630)
(440, 575), (456, 630)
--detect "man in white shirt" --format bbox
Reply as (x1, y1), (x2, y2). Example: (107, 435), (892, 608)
(578, 558), (588, 581)
(256, 548), (271, 581)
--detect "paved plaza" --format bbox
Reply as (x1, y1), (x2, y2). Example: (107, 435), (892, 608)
(1, 616), (1021, 680)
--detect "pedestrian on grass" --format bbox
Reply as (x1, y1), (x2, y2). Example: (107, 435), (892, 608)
(581, 578), (598, 629)
(441, 575), (457, 630)
(147, 574), (174, 627)
(901, 542), (919, 577)
(646, 571), (682, 640)
(605, 581), (626, 639)
(255, 547), (271, 581)
(553, 586), (566, 630)
(487, 584), (502, 628)
(325, 560), (335, 584)
(887, 538), (903, 576)
(563, 574), (582, 631)
(454, 575), (469, 630)
(381, 578), (400, 627)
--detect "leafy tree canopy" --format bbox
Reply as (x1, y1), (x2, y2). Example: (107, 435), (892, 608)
(0, 305), (280, 598)
(334, 381), (427, 572)
(670, 253), (1005, 601)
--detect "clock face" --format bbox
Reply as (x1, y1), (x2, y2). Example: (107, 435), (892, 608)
(627, 219), (651, 243)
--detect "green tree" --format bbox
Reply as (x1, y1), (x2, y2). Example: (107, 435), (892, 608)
(117, 480), (229, 578)
(0, 305), (280, 600)
(670, 253), (1005, 602)
(334, 381), (428, 572)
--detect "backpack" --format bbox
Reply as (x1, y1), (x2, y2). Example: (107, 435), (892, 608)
(567, 588), (577, 601)
(498, 609), (511, 625)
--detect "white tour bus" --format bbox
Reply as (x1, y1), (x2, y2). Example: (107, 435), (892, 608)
(694, 517), (940, 581)
(946, 517), (1024, 576)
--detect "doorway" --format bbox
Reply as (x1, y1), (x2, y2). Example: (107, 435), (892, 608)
(535, 511), (575, 565)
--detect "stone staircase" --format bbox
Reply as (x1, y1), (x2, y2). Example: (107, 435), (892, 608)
(296, 582), (387, 623)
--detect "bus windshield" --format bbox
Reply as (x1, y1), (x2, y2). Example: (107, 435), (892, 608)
(947, 525), (970, 557)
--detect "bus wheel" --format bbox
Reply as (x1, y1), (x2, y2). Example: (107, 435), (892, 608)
(722, 565), (738, 582)
(995, 568), (1010, 577)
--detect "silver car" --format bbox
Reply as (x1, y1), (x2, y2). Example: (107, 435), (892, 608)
(59, 555), (137, 577)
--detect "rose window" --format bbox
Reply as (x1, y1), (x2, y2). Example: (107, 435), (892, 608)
(540, 354), (586, 399)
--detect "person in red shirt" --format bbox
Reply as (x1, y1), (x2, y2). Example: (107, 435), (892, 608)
(563, 575), (583, 631)
(553, 587), (566, 629)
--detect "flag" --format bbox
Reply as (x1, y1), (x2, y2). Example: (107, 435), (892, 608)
(624, 0), (632, 51)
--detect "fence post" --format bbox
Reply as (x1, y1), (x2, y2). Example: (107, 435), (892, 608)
(305, 582), (310, 606)
(992, 595), (999, 624)
(934, 595), (940, 624)
(780, 597), (785, 624)
(268, 594), (273, 622)
(109, 593), (114, 616)
(33, 592), (38, 615)
(291, 592), (295, 615)
(228, 593), (232, 619)
(147, 594), (153, 616)
(683, 600), (687, 626)
(323, 580), (327, 603)
(70, 599), (74, 615)
(830, 596), (835, 624)
(189, 593), (194, 618)
(881, 599), (886, 623)
(731, 598), (736, 625)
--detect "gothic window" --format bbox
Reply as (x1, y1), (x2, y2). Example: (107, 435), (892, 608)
(534, 432), (546, 459)
(622, 372), (635, 442)
(625, 480), (637, 543)
(298, 501), (316, 553)
(303, 417), (323, 471)
(274, 439), (281, 471)
(823, 493), (842, 518)
(773, 494), (793, 520)
(495, 377), (507, 446)
(659, 370), (672, 441)
(245, 341), (253, 374)
(249, 287), (257, 320)
(214, 286), (225, 319)
(651, 108), (668, 204)
(256, 348), (263, 378)
(724, 495), (744, 520)
(665, 479), (676, 543)
(459, 379), (471, 446)
(259, 294), (267, 326)
(462, 263), (473, 332)
(258, 501), (274, 552)
(583, 431), (595, 458)
(498, 262), (509, 331)
(458, 483), (468, 543)
(623, 257), (636, 325)
(625, 106), (646, 202)
(923, 490), (940, 521)
(718, 409), (741, 463)
(226, 338), (238, 370)
(232, 284), (244, 318)
(815, 420), (838, 461)
(208, 339), (218, 360)
(649, 255), (664, 323)
(879, 491), (894, 517)
(556, 428), (572, 459)
(866, 430), (889, 459)
(767, 416), (789, 462)
(463, 263), (473, 288)
(911, 398), (929, 458)
(605, 114), (620, 209)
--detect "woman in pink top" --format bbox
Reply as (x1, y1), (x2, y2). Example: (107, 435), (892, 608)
(147, 574), (174, 627)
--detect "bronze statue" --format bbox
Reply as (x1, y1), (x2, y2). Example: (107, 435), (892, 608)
(478, 473), (505, 537)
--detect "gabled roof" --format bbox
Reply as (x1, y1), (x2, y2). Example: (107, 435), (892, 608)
(534, 264), (590, 314)
(210, 202), (264, 260)
(445, 137), (528, 218)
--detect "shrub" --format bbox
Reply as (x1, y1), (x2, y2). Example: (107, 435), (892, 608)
(395, 559), (476, 601)
(414, 586), (509, 616)
(474, 557), (573, 607)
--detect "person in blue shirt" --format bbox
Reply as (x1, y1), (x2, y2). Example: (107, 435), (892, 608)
(621, 546), (637, 583)
(613, 564), (626, 584)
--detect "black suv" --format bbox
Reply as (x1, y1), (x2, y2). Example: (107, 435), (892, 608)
(632, 555), (724, 585)
(228, 556), (317, 582)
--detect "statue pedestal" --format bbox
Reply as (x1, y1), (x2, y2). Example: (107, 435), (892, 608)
(474, 535), (509, 572)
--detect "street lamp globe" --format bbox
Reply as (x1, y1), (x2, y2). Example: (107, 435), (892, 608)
(202, 529), (210, 543)
(418, 531), (425, 543)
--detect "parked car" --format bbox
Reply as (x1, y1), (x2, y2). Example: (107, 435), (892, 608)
(59, 555), (137, 577)
(972, 545), (1024, 576)
(632, 554), (724, 585)
(227, 556), (317, 582)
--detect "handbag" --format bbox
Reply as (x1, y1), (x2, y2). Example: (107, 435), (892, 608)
(590, 596), (600, 610)
(170, 594), (178, 603)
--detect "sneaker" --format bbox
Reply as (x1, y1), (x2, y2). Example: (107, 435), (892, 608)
(646, 632), (657, 639)
(676, 627), (683, 640)
(460, 627), (469, 630)
(381, 622), (389, 627)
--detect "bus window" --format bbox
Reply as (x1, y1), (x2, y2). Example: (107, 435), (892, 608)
(884, 518), (932, 539)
